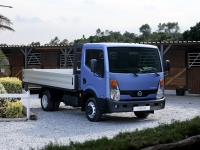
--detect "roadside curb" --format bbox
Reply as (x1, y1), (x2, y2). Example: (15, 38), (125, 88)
(0, 105), (37, 122)
(0, 118), (28, 122)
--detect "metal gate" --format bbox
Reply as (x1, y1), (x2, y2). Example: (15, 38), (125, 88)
(60, 53), (74, 68)
(188, 53), (200, 94)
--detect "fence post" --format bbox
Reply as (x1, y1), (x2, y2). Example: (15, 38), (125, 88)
(27, 90), (30, 119)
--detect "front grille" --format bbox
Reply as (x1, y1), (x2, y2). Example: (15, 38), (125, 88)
(120, 90), (157, 97)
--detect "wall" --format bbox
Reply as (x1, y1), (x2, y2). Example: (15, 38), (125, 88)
(9, 50), (24, 80)
(163, 46), (186, 90)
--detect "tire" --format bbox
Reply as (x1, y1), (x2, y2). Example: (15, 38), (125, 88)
(134, 111), (149, 118)
(52, 101), (60, 111)
(85, 97), (102, 122)
(41, 91), (54, 111)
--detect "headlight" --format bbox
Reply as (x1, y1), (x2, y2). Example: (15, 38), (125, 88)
(110, 79), (120, 101)
(156, 78), (164, 99)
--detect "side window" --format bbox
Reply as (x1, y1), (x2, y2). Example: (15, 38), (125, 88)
(85, 49), (104, 77)
(85, 50), (92, 68)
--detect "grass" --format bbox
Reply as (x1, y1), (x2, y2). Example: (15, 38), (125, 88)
(33, 116), (200, 150)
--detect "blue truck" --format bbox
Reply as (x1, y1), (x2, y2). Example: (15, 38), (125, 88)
(23, 43), (170, 122)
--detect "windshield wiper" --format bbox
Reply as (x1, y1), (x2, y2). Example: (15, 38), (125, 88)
(125, 69), (139, 77)
(142, 68), (160, 76)
(111, 69), (139, 76)
(154, 72), (160, 76)
(132, 72), (138, 77)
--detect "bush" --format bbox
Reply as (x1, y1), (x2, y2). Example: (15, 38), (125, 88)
(5, 100), (23, 118)
(0, 83), (8, 118)
(0, 77), (22, 94)
(0, 78), (23, 118)
(0, 77), (22, 102)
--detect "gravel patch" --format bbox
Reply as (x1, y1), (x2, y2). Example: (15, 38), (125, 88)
(0, 95), (200, 150)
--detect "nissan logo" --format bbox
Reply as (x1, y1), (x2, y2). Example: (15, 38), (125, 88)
(137, 91), (142, 97)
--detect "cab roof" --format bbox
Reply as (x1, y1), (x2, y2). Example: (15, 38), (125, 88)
(83, 43), (158, 48)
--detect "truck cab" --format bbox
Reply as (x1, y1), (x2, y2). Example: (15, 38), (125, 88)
(80, 43), (170, 121)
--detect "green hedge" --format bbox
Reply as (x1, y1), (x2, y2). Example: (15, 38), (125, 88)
(0, 83), (8, 118)
(0, 78), (23, 118)
(0, 77), (22, 94)
(6, 100), (23, 118)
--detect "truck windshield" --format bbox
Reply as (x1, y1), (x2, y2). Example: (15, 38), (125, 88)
(107, 47), (162, 74)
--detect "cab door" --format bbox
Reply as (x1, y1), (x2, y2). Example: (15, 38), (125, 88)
(81, 48), (106, 99)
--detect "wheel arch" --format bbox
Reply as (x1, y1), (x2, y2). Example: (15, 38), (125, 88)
(39, 87), (49, 98)
(81, 89), (97, 111)
(39, 87), (63, 102)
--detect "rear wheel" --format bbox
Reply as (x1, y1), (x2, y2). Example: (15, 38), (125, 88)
(41, 91), (54, 111)
(85, 97), (102, 122)
(52, 101), (60, 111)
(134, 111), (149, 118)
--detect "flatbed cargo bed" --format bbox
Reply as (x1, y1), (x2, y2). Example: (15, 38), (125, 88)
(23, 69), (77, 90)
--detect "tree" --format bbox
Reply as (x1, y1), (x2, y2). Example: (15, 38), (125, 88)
(48, 37), (71, 45)
(139, 24), (151, 41)
(157, 22), (181, 40)
(0, 44), (7, 46)
(60, 39), (69, 45)
(30, 42), (40, 46)
(49, 36), (60, 45)
(183, 22), (200, 41)
(123, 31), (136, 43)
(157, 23), (166, 32)
(74, 35), (88, 44)
(165, 22), (180, 33)
(105, 30), (110, 36)
(96, 28), (101, 37)
(75, 29), (137, 43)
(88, 36), (95, 43)
(69, 41), (74, 45)
(149, 32), (171, 42)
(109, 31), (123, 42)
(0, 5), (14, 32)
(158, 22), (179, 33)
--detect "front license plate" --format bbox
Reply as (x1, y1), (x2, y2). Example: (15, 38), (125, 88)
(133, 106), (150, 111)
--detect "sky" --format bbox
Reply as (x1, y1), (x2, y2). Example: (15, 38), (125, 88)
(0, 0), (200, 45)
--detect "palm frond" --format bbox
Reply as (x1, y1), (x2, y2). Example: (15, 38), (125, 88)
(0, 24), (15, 31)
(0, 14), (12, 25)
(0, 5), (12, 8)
(0, 14), (14, 31)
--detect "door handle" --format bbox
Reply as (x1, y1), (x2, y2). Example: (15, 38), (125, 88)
(83, 78), (86, 84)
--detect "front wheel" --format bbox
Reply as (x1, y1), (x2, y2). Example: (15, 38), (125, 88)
(85, 97), (102, 122)
(134, 111), (149, 118)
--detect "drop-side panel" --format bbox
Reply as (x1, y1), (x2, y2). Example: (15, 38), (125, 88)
(23, 69), (75, 89)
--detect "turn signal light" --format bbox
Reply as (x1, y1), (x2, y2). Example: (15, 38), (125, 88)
(159, 78), (164, 85)
(110, 79), (118, 87)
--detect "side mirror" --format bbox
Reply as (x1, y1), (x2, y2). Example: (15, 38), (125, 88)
(90, 59), (97, 72)
(165, 60), (170, 72)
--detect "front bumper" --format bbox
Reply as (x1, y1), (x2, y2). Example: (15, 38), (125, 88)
(105, 97), (165, 113)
